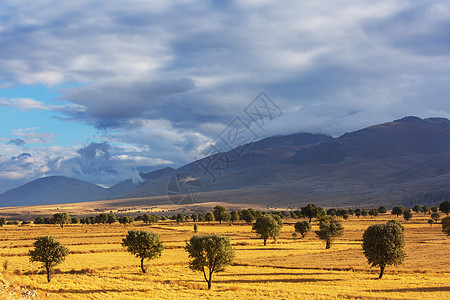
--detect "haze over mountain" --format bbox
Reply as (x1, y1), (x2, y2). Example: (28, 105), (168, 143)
(1, 116), (450, 208)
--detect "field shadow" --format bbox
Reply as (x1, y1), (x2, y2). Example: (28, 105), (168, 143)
(369, 286), (450, 293)
(39, 288), (153, 294)
(219, 272), (325, 277)
(218, 278), (341, 284)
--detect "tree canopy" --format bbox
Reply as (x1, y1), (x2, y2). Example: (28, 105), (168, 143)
(29, 236), (69, 282)
(315, 217), (344, 249)
(122, 230), (163, 273)
(252, 215), (283, 246)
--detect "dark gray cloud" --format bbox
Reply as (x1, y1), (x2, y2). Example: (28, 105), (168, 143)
(8, 139), (25, 146)
(1, 1), (450, 191)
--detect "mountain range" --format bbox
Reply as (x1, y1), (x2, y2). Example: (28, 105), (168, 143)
(1, 116), (450, 208)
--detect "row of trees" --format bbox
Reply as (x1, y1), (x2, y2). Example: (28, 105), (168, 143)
(32, 215), (447, 288)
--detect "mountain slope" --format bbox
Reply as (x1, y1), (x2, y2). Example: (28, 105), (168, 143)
(0, 176), (112, 207)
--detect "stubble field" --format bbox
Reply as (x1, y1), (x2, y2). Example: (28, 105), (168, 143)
(0, 213), (449, 299)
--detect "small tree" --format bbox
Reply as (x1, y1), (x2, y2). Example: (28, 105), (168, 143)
(29, 236), (68, 282)
(71, 217), (80, 224)
(122, 230), (163, 273)
(204, 212), (214, 223)
(301, 204), (317, 223)
(431, 212), (440, 222)
(107, 213), (117, 224)
(193, 224), (198, 233)
(391, 207), (404, 217)
(412, 205), (423, 213)
(428, 219), (434, 227)
(315, 217), (344, 249)
(191, 213), (198, 222)
(176, 213), (185, 223)
(96, 213), (108, 224)
(294, 221), (311, 239)
(431, 206), (439, 213)
(185, 234), (234, 289)
(213, 206), (227, 224)
(142, 213), (151, 224)
(442, 216), (450, 236)
(230, 211), (239, 223)
(378, 206), (387, 214)
(440, 200), (450, 215)
(403, 209), (413, 222)
(252, 215), (282, 246)
(53, 213), (70, 228)
(0, 217), (6, 227)
(362, 222), (406, 279)
(241, 209), (254, 224)
(119, 216), (134, 226)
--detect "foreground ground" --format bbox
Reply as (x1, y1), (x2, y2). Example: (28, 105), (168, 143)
(0, 213), (448, 299)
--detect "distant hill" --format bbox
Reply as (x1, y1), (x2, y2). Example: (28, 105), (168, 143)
(0, 176), (112, 207)
(2, 117), (450, 208)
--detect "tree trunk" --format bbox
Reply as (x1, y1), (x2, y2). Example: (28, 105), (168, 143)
(325, 240), (331, 249)
(141, 258), (146, 273)
(208, 272), (212, 289)
(46, 265), (51, 282)
(263, 238), (267, 246)
(379, 265), (385, 279)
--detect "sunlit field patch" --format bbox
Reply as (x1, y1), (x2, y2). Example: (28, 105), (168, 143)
(0, 213), (448, 299)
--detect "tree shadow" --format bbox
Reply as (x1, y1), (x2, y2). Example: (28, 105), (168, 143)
(369, 286), (450, 293)
(218, 272), (326, 277)
(218, 278), (341, 284)
(39, 288), (153, 294)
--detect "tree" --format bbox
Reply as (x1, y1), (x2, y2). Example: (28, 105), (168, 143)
(378, 206), (387, 214)
(185, 234), (234, 289)
(193, 224), (198, 233)
(252, 215), (282, 246)
(412, 205), (423, 213)
(96, 213), (108, 224)
(391, 207), (404, 217)
(107, 213), (117, 224)
(369, 209), (379, 217)
(176, 213), (185, 223)
(71, 217), (80, 224)
(431, 212), (440, 222)
(122, 230), (163, 273)
(403, 209), (413, 222)
(362, 222), (406, 279)
(361, 209), (368, 217)
(241, 209), (254, 224)
(230, 211), (239, 223)
(442, 216), (450, 236)
(294, 221), (311, 239)
(53, 213), (70, 228)
(387, 219), (404, 231)
(29, 236), (68, 282)
(142, 213), (151, 224)
(119, 216), (134, 226)
(315, 217), (344, 249)
(431, 206), (439, 213)
(204, 212), (214, 223)
(428, 219), (434, 227)
(0, 217), (6, 227)
(191, 213), (198, 222)
(213, 206), (227, 224)
(301, 204), (317, 223)
(440, 200), (450, 215)
(292, 232), (298, 241)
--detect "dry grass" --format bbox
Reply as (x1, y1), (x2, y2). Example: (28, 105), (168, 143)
(0, 213), (448, 299)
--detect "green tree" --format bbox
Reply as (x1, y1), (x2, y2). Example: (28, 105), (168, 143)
(440, 200), (450, 215)
(241, 209), (254, 224)
(294, 221), (311, 239)
(442, 216), (450, 236)
(230, 211), (239, 223)
(431, 206), (439, 213)
(142, 213), (151, 224)
(213, 206), (227, 224)
(428, 219), (434, 227)
(362, 222), (406, 279)
(0, 217), (6, 227)
(204, 212), (214, 223)
(315, 217), (344, 249)
(431, 212), (440, 222)
(185, 234), (234, 289)
(29, 236), (68, 282)
(71, 217), (80, 224)
(378, 206), (387, 214)
(122, 230), (163, 273)
(176, 213), (185, 223)
(301, 204), (317, 223)
(119, 216), (134, 226)
(412, 205), (423, 213)
(387, 219), (404, 231)
(403, 209), (413, 222)
(391, 207), (404, 217)
(97, 213), (108, 224)
(107, 213), (117, 224)
(361, 209), (368, 217)
(191, 213), (198, 222)
(53, 213), (70, 228)
(252, 215), (282, 246)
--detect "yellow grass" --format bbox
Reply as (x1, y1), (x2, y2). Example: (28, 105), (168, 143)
(0, 214), (449, 299)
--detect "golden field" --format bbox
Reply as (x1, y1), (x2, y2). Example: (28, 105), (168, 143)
(0, 213), (449, 299)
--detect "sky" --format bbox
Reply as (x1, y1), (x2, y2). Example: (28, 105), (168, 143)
(0, 0), (450, 192)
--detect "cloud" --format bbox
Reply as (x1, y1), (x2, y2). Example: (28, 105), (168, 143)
(8, 139), (25, 146)
(11, 128), (56, 144)
(1, 1), (450, 190)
